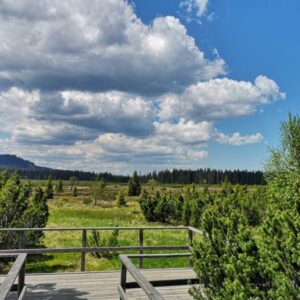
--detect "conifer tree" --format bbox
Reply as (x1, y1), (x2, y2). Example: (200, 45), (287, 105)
(260, 114), (300, 298)
(57, 179), (64, 192)
(128, 171), (141, 196)
(44, 175), (54, 199)
(116, 191), (126, 206)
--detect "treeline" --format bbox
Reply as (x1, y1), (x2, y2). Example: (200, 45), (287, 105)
(1, 167), (265, 185)
(1, 168), (130, 182)
(143, 168), (265, 185)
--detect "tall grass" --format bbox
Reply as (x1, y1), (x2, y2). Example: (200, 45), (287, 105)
(26, 191), (189, 272)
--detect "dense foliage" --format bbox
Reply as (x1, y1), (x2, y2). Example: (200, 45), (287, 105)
(0, 171), (49, 249)
(139, 184), (265, 228)
(139, 114), (300, 299)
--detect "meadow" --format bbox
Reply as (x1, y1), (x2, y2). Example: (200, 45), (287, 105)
(24, 181), (196, 273)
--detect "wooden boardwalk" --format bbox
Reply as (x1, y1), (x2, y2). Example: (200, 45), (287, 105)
(1, 268), (196, 299)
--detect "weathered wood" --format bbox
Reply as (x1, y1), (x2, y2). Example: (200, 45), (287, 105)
(0, 253), (27, 300)
(188, 227), (203, 235)
(188, 230), (193, 267)
(0, 226), (189, 232)
(19, 231), (25, 249)
(0, 268), (196, 300)
(126, 278), (199, 289)
(120, 255), (164, 300)
(139, 229), (144, 269)
(81, 229), (87, 272)
(17, 261), (25, 297)
(120, 262), (127, 299)
(118, 284), (129, 300)
(0, 245), (189, 255)
(18, 285), (27, 300)
(126, 253), (191, 258)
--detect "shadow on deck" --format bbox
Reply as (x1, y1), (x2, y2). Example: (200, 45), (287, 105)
(2, 268), (195, 300)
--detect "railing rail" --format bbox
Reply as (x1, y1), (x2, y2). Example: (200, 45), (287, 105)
(0, 226), (202, 271)
(118, 253), (199, 300)
(0, 253), (27, 300)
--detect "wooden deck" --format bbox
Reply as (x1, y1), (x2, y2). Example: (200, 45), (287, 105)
(1, 268), (196, 299)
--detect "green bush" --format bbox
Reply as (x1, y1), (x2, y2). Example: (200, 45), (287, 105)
(88, 229), (119, 259)
(83, 197), (92, 205)
(0, 172), (49, 249)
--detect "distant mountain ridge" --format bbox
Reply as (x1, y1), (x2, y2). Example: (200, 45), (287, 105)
(0, 154), (44, 170)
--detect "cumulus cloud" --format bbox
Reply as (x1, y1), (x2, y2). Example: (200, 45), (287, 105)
(0, 0), (286, 171)
(0, 0), (225, 94)
(159, 75), (285, 122)
(154, 119), (215, 144)
(0, 87), (154, 144)
(217, 132), (264, 146)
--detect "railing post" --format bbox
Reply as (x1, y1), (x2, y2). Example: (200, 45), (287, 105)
(81, 229), (87, 272)
(19, 231), (25, 249)
(17, 260), (25, 297)
(188, 229), (193, 267)
(120, 262), (127, 300)
(139, 229), (144, 269)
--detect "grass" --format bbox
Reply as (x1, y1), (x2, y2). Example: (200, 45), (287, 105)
(25, 186), (189, 273)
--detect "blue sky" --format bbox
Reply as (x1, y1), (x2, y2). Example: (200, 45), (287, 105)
(0, 0), (297, 173)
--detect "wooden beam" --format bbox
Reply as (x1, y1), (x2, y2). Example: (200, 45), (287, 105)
(0, 245), (189, 255)
(0, 253), (27, 300)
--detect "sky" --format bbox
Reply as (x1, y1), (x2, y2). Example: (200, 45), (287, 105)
(0, 0), (298, 174)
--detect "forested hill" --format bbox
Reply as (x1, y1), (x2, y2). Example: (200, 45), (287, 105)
(0, 154), (40, 170)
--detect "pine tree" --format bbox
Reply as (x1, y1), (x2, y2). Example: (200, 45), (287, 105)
(116, 191), (126, 206)
(0, 172), (47, 249)
(57, 179), (63, 192)
(23, 187), (49, 245)
(44, 175), (54, 199)
(260, 114), (300, 298)
(128, 171), (141, 196)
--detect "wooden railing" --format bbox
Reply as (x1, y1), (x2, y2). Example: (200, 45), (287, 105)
(118, 253), (199, 300)
(0, 253), (27, 300)
(0, 226), (202, 271)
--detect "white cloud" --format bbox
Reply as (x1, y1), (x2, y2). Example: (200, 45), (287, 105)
(180, 0), (209, 17)
(217, 132), (264, 146)
(0, 1), (286, 172)
(154, 119), (215, 144)
(0, 0), (225, 94)
(159, 75), (285, 121)
(0, 87), (154, 143)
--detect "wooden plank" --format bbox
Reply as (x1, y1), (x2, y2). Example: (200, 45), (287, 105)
(0, 226), (188, 232)
(0, 253), (26, 300)
(0, 245), (189, 254)
(187, 227), (203, 236)
(118, 284), (129, 300)
(81, 229), (87, 272)
(139, 229), (144, 269)
(120, 256), (165, 300)
(0, 269), (196, 300)
(126, 253), (191, 258)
